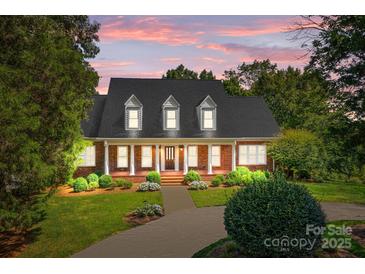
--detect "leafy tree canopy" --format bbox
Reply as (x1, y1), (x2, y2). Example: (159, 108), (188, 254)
(162, 64), (216, 80)
(0, 16), (99, 232)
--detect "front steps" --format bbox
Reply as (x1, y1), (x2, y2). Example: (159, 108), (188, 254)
(160, 175), (184, 185)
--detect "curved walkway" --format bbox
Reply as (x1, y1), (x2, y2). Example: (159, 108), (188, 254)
(73, 187), (365, 258)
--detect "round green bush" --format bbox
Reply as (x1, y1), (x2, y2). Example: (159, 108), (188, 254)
(225, 171), (243, 186)
(73, 177), (89, 192)
(88, 181), (99, 190)
(115, 178), (133, 189)
(224, 175), (325, 257)
(184, 170), (201, 184)
(99, 175), (113, 188)
(236, 166), (250, 176)
(251, 170), (268, 183)
(67, 178), (75, 187)
(211, 174), (224, 187)
(87, 173), (99, 184)
(146, 171), (161, 184)
(241, 173), (253, 184)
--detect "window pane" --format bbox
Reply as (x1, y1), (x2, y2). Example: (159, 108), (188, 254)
(142, 146), (152, 156)
(239, 145), (248, 165)
(212, 145), (220, 156)
(188, 146), (197, 167)
(204, 110), (213, 119)
(212, 145), (220, 166)
(79, 146), (95, 166)
(129, 110), (138, 118)
(118, 146), (128, 168)
(166, 119), (176, 129)
(142, 146), (152, 167)
(167, 110), (176, 119)
(204, 119), (213, 129)
(258, 145), (266, 164)
(129, 118), (138, 128)
(248, 145), (256, 164)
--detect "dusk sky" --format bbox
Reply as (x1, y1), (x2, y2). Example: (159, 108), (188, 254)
(89, 16), (308, 94)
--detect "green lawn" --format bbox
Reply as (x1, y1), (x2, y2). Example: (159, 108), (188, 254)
(19, 191), (162, 258)
(189, 182), (365, 208)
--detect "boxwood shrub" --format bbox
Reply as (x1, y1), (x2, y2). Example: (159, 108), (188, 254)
(211, 174), (225, 187)
(87, 173), (99, 184)
(224, 171), (243, 186)
(184, 170), (201, 184)
(115, 178), (133, 189)
(73, 177), (89, 192)
(99, 175), (113, 188)
(88, 181), (99, 190)
(146, 171), (161, 184)
(224, 174), (325, 257)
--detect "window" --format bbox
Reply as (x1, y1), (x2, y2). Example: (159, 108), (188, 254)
(238, 145), (266, 165)
(203, 110), (213, 129)
(79, 146), (95, 167)
(128, 109), (139, 129)
(141, 146), (152, 167)
(188, 146), (198, 167)
(117, 146), (128, 168)
(211, 145), (221, 167)
(166, 110), (177, 129)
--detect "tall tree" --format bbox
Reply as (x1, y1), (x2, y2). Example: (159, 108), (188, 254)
(162, 64), (216, 80)
(0, 16), (99, 232)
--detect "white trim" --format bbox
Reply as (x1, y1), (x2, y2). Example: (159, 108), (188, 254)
(130, 144), (135, 175)
(160, 145), (165, 171)
(117, 145), (128, 168)
(174, 145), (179, 171)
(183, 144), (188, 174)
(85, 137), (277, 142)
(208, 144), (212, 174)
(104, 141), (109, 175)
(155, 144), (160, 173)
(232, 143), (236, 171)
(238, 144), (267, 165)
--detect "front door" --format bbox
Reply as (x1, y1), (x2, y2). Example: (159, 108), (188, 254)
(165, 146), (175, 170)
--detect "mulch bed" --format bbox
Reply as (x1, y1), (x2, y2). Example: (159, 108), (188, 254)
(351, 224), (365, 248)
(0, 228), (40, 258)
(124, 213), (163, 226)
(56, 185), (139, 197)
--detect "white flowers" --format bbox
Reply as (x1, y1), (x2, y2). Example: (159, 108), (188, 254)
(138, 182), (161, 192)
(188, 181), (208, 190)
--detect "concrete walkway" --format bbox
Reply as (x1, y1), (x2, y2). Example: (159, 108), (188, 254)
(73, 187), (365, 258)
(161, 186), (195, 214)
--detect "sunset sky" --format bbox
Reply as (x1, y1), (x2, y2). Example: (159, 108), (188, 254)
(89, 16), (308, 94)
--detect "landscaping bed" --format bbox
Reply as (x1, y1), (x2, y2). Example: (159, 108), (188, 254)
(57, 184), (139, 197)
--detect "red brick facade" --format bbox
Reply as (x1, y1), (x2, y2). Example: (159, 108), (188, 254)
(74, 140), (273, 178)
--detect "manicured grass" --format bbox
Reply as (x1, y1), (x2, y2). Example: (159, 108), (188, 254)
(295, 181), (365, 204)
(189, 182), (365, 208)
(19, 191), (162, 258)
(189, 187), (238, 208)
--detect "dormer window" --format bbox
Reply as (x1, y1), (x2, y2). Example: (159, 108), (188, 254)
(198, 95), (217, 131)
(162, 95), (180, 130)
(125, 94), (142, 130)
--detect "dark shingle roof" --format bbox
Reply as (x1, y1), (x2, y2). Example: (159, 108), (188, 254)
(82, 78), (279, 138)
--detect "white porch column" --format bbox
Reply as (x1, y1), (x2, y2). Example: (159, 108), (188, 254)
(130, 144), (135, 176)
(232, 143), (236, 171)
(208, 144), (213, 174)
(174, 145), (179, 171)
(155, 144), (160, 173)
(104, 140), (109, 175)
(183, 144), (188, 174)
(160, 145), (165, 171)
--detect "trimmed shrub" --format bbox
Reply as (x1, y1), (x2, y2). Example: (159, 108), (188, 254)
(236, 166), (251, 176)
(184, 170), (201, 183)
(225, 171), (243, 186)
(224, 174), (326, 257)
(133, 203), (164, 217)
(251, 170), (268, 183)
(73, 177), (89, 192)
(189, 181), (208, 190)
(241, 173), (253, 184)
(211, 174), (225, 187)
(88, 181), (99, 190)
(99, 175), (113, 188)
(115, 178), (133, 189)
(87, 173), (99, 184)
(67, 178), (75, 187)
(138, 182), (161, 192)
(146, 171), (161, 184)
(94, 170), (104, 177)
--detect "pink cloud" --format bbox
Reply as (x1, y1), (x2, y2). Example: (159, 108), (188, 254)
(99, 16), (203, 46)
(90, 60), (135, 69)
(160, 57), (182, 63)
(200, 57), (225, 64)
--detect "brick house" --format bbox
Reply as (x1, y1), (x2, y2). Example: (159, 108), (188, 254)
(76, 78), (279, 183)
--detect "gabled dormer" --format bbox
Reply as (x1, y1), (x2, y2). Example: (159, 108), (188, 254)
(124, 94), (142, 130)
(162, 95), (180, 130)
(197, 95), (217, 131)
